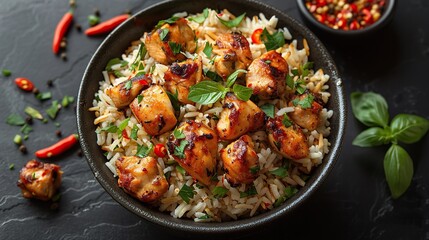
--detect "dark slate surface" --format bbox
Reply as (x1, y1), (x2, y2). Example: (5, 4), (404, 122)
(0, 0), (428, 239)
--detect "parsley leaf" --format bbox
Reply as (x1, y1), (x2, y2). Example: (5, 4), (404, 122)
(260, 104), (275, 118)
(269, 167), (288, 178)
(212, 186), (228, 198)
(137, 95), (143, 104)
(118, 118), (130, 132)
(189, 8), (209, 23)
(217, 12), (246, 28)
(198, 214), (210, 220)
(130, 43), (147, 71)
(166, 90), (180, 111)
(6, 114), (25, 126)
(136, 143), (153, 158)
(176, 165), (186, 175)
(155, 16), (179, 29)
(124, 80), (132, 90)
(130, 125), (139, 140)
(179, 184), (195, 203)
(240, 185), (257, 198)
(203, 42), (213, 58)
(274, 186), (298, 207)
(282, 114), (293, 127)
(97, 125), (118, 133)
(286, 74), (294, 89)
(174, 140), (189, 159)
(159, 28), (169, 41)
(106, 58), (128, 71)
(250, 166), (260, 174)
(292, 94), (314, 109)
(168, 41), (182, 55)
(173, 128), (186, 139)
(261, 28), (285, 51)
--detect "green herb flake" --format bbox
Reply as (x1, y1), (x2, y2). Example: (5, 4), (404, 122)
(176, 165), (186, 175)
(174, 140), (189, 159)
(204, 69), (222, 82)
(188, 81), (226, 105)
(212, 186), (228, 198)
(31, 172), (37, 180)
(130, 43), (147, 71)
(159, 28), (169, 41)
(130, 125), (139, 140)
(20, 124), (33, 135)
(13, 134), (22, 145)
(260, 104), (275, 118)
(97, 125), (118, 134)
(269, 167), (288, 178)
(137, 95), (143, 104)
(197, 214), (210, 220)
(286, 74), (294, 89)
(282, 114), (293, 127)
(114, 70), (125, 78)
(136, 143), (153, 158)
(168, 41), (182, 55)
(36, 92), (52, 101)
(166, 90), (180, 111)
(106, 58), (125, 71)
(62, 95), (74, 108)
(265, 60), (272, 65)
(118, 118), (130, 132)
(249, 166), (260, 174)
(155, 16), (179, 29)
(24, 106), (43, 120)
(6, 114), (25, 126)
(189, 8), (209, 23)
(273, 186), (298, 207)
(217, 12), (246, 28)
(260, 28), (285, 51)
(173, 128), (186, 139)
(88, 14), (100, 26)
(123, 80), (132, 91)
(9, 164), (14, 170)
(232, 84), (253, 101)
(292, 94), (314, 109)
(203, 42), (213, 58)
(46, 100), (60, 119)
(178, 184), (195, 203)
(2, 69), (11, 77)
(291, 69), (299, 76)
(240, 185), (257, 198)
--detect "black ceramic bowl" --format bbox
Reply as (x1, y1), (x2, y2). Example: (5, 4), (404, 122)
(296, 0), (396, 37)
(77, 0), (346, 236)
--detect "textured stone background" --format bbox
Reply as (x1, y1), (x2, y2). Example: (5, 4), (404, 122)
(0, 0), (428, 239)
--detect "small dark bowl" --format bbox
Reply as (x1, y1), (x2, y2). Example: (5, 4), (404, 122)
(77, 0), (346, 236)
(296, 0), (396, 37)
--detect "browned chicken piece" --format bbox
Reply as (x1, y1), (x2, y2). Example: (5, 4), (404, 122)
(105, 75), (151, 109)
(213, 32), (252, 79)
(266, 116), (309, 161)
(145, 18), (196, 65)
(246, 50), (288, 99)
(166, 120), (218, 185)
(220, 135), (259, 185)
(116, 156), (169, 202)
(216, 93), (265, 140)
(288, 93), (323, 131)
(130, 85), (177, 136)
(164, 58), (203, 104)
(17, 160), (62, 201)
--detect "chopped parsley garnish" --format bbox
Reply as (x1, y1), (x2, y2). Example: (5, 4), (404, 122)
(260, 28), (285, 51)
(137, 95), (143, 104)
(212, 186), (228, 198)
(282, 114), (293, 127)
(269, 167), (288, 178)
(197, 214), (210, 220)
(124, 80), (132, 91)
(292, 94), (314, 109)
(203, 42), (213, 58)
(130, 43), (147, 71)
(189, 8), (209, 23)
(114, 70), (125, 78)
(286, 74), (294, 89)
(249, 166), (260, 174)
(273, 186), (298, 207)
(6, 114), (25, 126)
(217, 12), (246, 28)
(168, 41), (182, 55)
(176, 165), (186, 175)
(178, 184), (195, 203)
(36, 91), (52, 101)
(2, 69), (11, 77)
(136, 143), (153, 158)
(118, 118), (130, 132)
(166, 90), (180, 111)
(159, 28), (169, 41)
(260, 104), (275, 118)
(97, 124), (118, 134)
(155, 16), (179, 29)
(240, 185), (257, 198)
(174, 140), (189, 159)
(173, 128), (186, 139)
(105, 58), (128, 71)
(46, 100), (60, 119)
(130, 125), (139, 140)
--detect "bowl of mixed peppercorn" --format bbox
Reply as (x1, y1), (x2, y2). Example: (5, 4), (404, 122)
(296, 0), (396, 36)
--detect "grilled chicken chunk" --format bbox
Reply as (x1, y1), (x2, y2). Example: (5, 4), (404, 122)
(17, 160), (62, 201)
(288, 93), (323, 131)
(106, 75), (151, 108)
(130, 85), (177, 136)
(216, 93), (265, 140)
(213, 32), (252, 79)
(116, 156), (168, 202)
(145, 18), (196, 65)
(164, 58), (203, 104)
(167, 120), (218, 185)
(246, 50), (288, 99)
(221, 135), (259, 185)
(266, 117), (309, 160)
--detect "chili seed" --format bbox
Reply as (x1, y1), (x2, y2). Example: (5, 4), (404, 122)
(19, 145), (28, 154)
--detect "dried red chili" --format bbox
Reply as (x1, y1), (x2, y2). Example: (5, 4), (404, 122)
(154, 144), (167, 158)
(85, 14), (129, 36)
(15, 77), (35, 92)
(35, 134), (79, 158)
(305, 0), (385, 31)
(53, 11), (74, 54)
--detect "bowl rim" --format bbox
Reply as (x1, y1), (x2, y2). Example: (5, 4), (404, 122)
(77, 0), (346, 234)
(296, 0), (396, 35)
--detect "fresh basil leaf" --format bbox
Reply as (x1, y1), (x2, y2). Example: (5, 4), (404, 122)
(232, 84), (252, 101)
(173, 128), (186, 139)
(166, 90), (180, 111)
(203, 42), (213, 58)
(216, 12), (246, 28)
(155, 16), (179, 29)
(168, 41), (182, 55)
(46, 100), (60, 119)
(350, 92), (389, 128)
(260, 104), (275, 118)
(188, 81), (226, 105)
(261, 28), (285, 51)
(130, 125), (139, 140)
(226, 69), (247, 88)
(174, 140), (189, 159)
(240, 185), (257, 198)
(159, 28), (169, 41)
(292, 94), (314, 109)
(390, 114), (429, 144)
(384, 144), (413, 199)
(282, 114), (293, 127)
(178, 184), (195, 203)
(6, 114), (25, 126)
(189, 8), (209, 24)
(212, 186), (228, 198)
(204, 69), (222, 82)
(352, 127), (392, 147)
(136, 143), (153, 158)
(269, 167), (288, 178)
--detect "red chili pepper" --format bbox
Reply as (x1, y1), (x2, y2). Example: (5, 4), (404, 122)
(35, 134), (79, 158)
(251, 28), (263, 44)
(53, 11), (73, 54)
(85, 14), (129, 36)
(122, 129), (129, 139)
(15, 77), (35, 92)
(154, 144), (167, 158)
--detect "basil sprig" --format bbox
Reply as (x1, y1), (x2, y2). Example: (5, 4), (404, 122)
(188, 69), (252, 104)
(216, 13), (246, 28)
(351, 91), (429, 198)
(260, 28), (285, 51)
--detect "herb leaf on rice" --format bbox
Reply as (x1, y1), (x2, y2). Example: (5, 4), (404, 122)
(179, 184), (195, 203)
